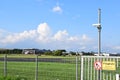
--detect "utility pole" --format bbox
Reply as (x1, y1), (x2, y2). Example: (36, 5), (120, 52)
(98, 8), (101, 56)
(92, 8), (102, 80)
(98, 8), (101, 80)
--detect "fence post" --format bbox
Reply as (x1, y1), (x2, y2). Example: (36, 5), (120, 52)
(35, 55), (38, 80)
(76, 54), (78, 80)
(81, 56), (83, 80)
(4, 54), (7, 77)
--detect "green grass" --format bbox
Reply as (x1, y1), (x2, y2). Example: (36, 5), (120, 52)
(0, 60), (80, 80)
(0, 76), (27, 80)
(2, 54), (120, 80)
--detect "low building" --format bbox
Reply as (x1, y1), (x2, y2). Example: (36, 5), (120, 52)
(22, 49), (36, 54)
(22, 48), (50, 55)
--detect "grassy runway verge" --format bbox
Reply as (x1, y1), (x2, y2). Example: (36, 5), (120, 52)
(0, 62), (80, 80)
(0, 54), (80, 80)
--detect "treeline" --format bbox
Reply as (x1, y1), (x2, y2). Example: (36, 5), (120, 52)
(0, 49), (22, 54)
(0, 49), (73, 56)
(0, 48), (95, 56)
(42, 50), (94, 56)
(44, 50), (77, 56)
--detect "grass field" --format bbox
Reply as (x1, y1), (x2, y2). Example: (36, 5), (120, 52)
(0, 54), (81, 80)
(0, 62), (80, 80)
(1, 54), (120, 80)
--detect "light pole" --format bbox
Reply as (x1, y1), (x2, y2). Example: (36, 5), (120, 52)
(92, 8), (102, 80)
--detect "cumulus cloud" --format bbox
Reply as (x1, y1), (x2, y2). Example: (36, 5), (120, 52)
(53, 30), (68, 41)
(0, 22), (93, 50)
(37, 23), (51, 37)
(36, 23), (52, 42)
(52, 5), (62, 13)
(0, 30), (36, 44)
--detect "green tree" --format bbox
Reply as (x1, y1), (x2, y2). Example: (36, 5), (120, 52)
(44, 50), (53, 55)
(53, 49), (66, 56)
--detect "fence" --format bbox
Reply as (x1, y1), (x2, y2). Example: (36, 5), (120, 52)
(1, 54), (120, 80)
(0, 54), (81, 80)
(81, 56), (120, 80)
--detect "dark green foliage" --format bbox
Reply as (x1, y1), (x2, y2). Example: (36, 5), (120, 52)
(44, 50), (53, 55)
(53, 49), (66, 56)
(0, 49), (22, 54)
(81, 51), (94, 55)
(69, 51), (76, 55)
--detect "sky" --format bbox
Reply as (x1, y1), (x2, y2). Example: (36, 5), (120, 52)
(0, 0), (120, 53)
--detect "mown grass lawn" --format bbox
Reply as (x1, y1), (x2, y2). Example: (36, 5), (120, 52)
(0, 62), (80, 80)
(0, 54), (80, 80)
(1, 54), (120, 80)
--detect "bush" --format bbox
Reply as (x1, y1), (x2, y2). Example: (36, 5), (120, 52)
(0, 76), (27, 80)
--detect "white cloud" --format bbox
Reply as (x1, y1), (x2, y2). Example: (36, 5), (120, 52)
(36, 23), (52, 43)
(53, 30), (68, 41)
(0, 22), (94, 50)
(52, 5), (62, 13)
(0, 30), (36, 44)
(37, 23), (51, 37)
(82, 34), (88, 40)
(68, 36), (79, 41)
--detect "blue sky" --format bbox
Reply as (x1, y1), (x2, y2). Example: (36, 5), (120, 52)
(0, 0), (120, 53)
